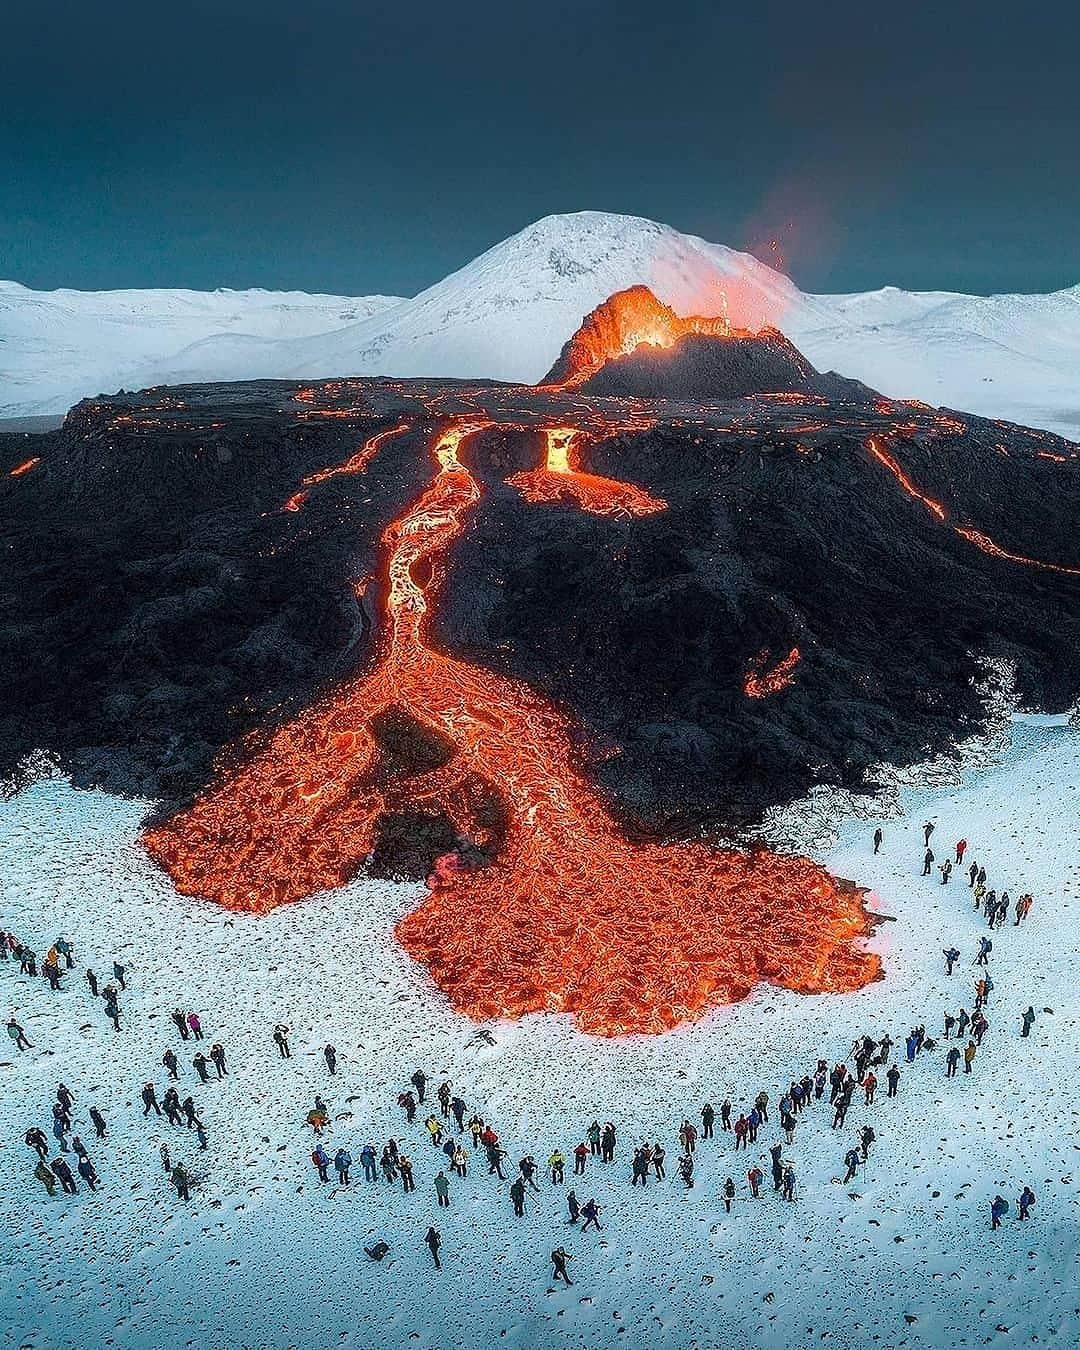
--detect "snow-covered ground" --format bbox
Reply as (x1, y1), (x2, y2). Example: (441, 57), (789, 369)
(4, 213), (1079, 438)
(1, 717), (1076, 1348)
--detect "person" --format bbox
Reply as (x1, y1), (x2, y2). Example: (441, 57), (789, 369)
(567, 1189), (581, 1223)
(142, 1083), (162, 1117)
(102, 987), (121, 1032)
(25, 1126), (49, 1160)
(171, 1164), (190, 1202)
(1016, 894), (1033, 924)
(437, 1081), (452, 1118)
(195, 1119), (208, 1151)
(360, 1143), (378, 1182)
(410, 1069), (427, 1103)
(468, 1115), (484, 1148)
(364, 1242), (390, 1261)
(990, 1194), (1008, 1229)
(580, 1197), (603, 1231)
(398, 1090), (417, 1124)
(976, 936), (992, 966)
(963, 1040), (977, 1073)
(1018, 1186), (1035, 1220)
(399, 1154), (415, 1192)
(163, 1048), (180, 1080)
(434, 1170), (450, 1208)
(860, 1125), (875, 1159)
(631, 1148), (649, 1187)
(35, 1160), (57, 1195)
(89, 1106), (107, 1139)
(486, 1142), (506, 1179)
(958, 1008), (971, 1037)
(886, 1065), (900, 1098)
(333, 1148), (351, 1186)
(76, 1157), (99, 1191)
(323, 1044), (337, 1075)
(747, 1164), (763, 1197)
(452, 1143), (468, 1178)
(652, 1143), (666, 1180)
(944, 1011), (958, 1039)
(922, 848), (934, 877)
(71, 1134), (88, 1162)
(573, 1141), (589, 1175)
(111, 960), (126, 990)
(944, 946), (960, 975)
(843, 1147), (861, 1183)
(307, 1103), (329, 1135)
(939, 859), (953, 884)
(171, 1009), (189, 1040)
(1021, 1006), (1036, 1038)
(181, 1097), (197, 1129)
(720, 1100), (732, 1131)
(424, 1226), (442, 1269)
(923, 821), (935, 846)
(510, 1177), (526, 1217)
(549, 1150), (565, 1184)
(601, 1122), (616, 1163)
(873, 827), (883, 854)
(723, 1177), (736, 1213)
(734, 1115), (748, 1148)
(55, 937), (74, 970)
(863, 1071), (877, 1105)
(587, 1120), (601, 1156)
(210, 1043), (227, 1077)
(701, 1103), (715, 1139)
(678, 1153), (694, 1188)
(955, 838), (967, 864)
(946, 1046), (960, 1077)
(52, 1156), (77, 1195)
(272, 1024), (289, 1057)
(968, 861), (978, 887)
(551, 1246), (573, 1286)
(7, 1017), (31, 1051)
(782, 1165), (796, 1201)
(679, 1119), (698, 1153)
(769, 1143), (783, 1192)
(193, 1053), (209, 1083)
(85, 969), (99, 997)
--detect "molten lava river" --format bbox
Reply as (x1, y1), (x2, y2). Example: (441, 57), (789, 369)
(143, 420), (880, 1035)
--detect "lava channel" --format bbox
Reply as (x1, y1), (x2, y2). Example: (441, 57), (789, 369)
(143, 419), (881, 1036)
(507, 427), (667, 517)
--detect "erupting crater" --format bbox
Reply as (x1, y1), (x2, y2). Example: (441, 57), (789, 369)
(143, 416), (881, 1035)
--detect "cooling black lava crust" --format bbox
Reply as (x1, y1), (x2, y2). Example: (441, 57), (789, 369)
(2, 369), (1077, 846)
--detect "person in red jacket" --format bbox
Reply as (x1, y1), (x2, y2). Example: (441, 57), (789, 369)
(955, 839), (967, 864)
(863, 1071), (877, 1104)
(733, 1115), (749, 1149)
(573, 1142), (589, 1175)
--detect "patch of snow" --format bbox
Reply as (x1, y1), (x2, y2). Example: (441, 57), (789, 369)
(0, 719), (1076, 1347)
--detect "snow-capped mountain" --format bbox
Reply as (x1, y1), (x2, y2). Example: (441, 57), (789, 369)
(3, 212), (1079, 438)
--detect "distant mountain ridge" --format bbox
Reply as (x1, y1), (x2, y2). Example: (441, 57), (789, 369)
(2, 212), (1079, 437)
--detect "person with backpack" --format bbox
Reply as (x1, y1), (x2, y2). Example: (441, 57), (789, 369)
(747, 1164), (763, 1197)
(723, 1177), (736, 1213)
(990, 1194), (1008, 1229)
(843, 1147), (861, 1183)
(434, 1170), (450, 1208)
(1018, 1186), (1036, 1220)
(551, 1246), (573, 1286)
(333, 1148), (351, 1186)
(424, 1226), (442, 1270)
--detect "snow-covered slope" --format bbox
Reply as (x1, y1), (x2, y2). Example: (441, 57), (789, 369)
(3, 213), (1079, 438)
(0, 283), (402, 419)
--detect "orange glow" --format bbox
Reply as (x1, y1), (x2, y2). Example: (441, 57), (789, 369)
(508, 427), (667, 518)
(865, 438), (947, 520)
(544, 285), (742, 389)
(303, 421), (410, 486)
(744, 646), (801, 699)
(144, 419), (880, 1036)
(867, 437), (1080, 578)
(282, 489), (309, 513)
(8, 457), (40, 477)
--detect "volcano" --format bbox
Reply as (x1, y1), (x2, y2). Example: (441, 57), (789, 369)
(2, 298), (1078, 1034)
(545, 285), (877, 403)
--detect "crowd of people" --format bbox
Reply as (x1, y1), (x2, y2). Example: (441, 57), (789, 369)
(4, 811), (1046, 1287)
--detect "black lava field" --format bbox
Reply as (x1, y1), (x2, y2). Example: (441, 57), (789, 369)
(2, 348), (1078, 867)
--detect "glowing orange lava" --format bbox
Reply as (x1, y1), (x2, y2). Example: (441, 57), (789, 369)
(544, 286), (739, 389)
(143, 419), (881, 1036)
(744, 646), (801, 698)
(508, 427), (667, 517)
(866, 437), (1080, 577)
(8, 457), (40, 477)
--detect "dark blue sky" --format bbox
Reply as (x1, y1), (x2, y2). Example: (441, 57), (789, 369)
(3, 0), (1077, 297)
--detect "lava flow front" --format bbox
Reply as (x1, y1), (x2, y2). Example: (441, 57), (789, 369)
(508, 427), (667, 517)
(143, 418), (880, 1036)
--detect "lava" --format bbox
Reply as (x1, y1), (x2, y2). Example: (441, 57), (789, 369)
(543, 285), (738, 388)
(143, 417), (880, 1036)
(508, 427), (667, 518)
(867, 437), (1080, 577)
(8, 457), (40, 477)
(744, 646), (801, 698)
